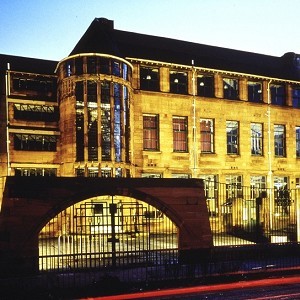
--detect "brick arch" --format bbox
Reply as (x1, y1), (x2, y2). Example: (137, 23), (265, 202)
(0, 177), (212, 275)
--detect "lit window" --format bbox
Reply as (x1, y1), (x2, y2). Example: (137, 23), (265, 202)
(292, 86), (300, 108)
(296, 126), (300, 158)
(140, 66), (159, 91)
(226, 175), (243, 200)
(248, 81), (262, 102)
(274, 176), (289, 215)
(88, 167), (98, 177)
(223, 78), (239, 100)
(197, 75), (214, 97)
(170, 70), (188, 94)
(250, 176), (266, 199)
(171, 174), (190, 178)
(251, 123), (263, 155)
(141, 173), (162, 178)
(173, 116), (188, 152)
(200, 119), (214, 153)
(143, 115), (159, 151)
(270, 83), (285, 105)
(199, 175), (218, 217)
(14, 134), (57, 151)
(226, 121), (239, 154)
(274, 124), (286, 157)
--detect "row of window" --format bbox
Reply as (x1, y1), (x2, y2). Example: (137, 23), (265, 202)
(61, 56), (132, 81)
(10, 74), (57, 101)
(13, 104), (59, 122)
(14, 134), (57, 151)
(143, 115), (300, 158)
(14, 168), (57, 176)
(140, 66), (300, 107)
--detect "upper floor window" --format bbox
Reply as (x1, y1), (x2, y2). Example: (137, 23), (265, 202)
(14, 133), (57, 151)
(197, 75), (214, 97)
(140, 66), (159, 91)
(143, 114), (159, 151)
(173, 116), (188, 152)
(223, 78), (239, 100)
(14, 104), (59, 122)
(226, 121), (239, 154)
(251, 123), (263, 155)
(270, 83), (285, 105)
(274, 124), (286, 157)
(170, 70), (188, 94)
(296, 126), (300, 158)
(200, 119), (214, 153)
(11, 75), (57, 102)
(292, 86), (300, 108)
(248, 81), (262, 102)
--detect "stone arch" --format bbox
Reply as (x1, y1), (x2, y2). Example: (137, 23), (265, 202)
(0, 177), (212, 275)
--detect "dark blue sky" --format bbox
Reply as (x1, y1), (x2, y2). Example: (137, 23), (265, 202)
(1, 0), (299, 61)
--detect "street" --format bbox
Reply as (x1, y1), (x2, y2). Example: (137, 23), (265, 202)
(88, 274), (300, 300)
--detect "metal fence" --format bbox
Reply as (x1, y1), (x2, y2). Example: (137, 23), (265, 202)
(207, 182), (299, 246)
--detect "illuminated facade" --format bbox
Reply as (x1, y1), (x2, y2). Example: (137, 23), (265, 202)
(1, 17), (300, 232)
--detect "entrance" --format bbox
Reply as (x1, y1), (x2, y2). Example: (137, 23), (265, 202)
(39, 195), (178, 271)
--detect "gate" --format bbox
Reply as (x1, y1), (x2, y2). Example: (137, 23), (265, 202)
(39, 196), (178, 272)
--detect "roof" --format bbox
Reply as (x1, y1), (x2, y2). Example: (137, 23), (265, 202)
(70, 18), (300, 81)
(0, 54), (58, 76)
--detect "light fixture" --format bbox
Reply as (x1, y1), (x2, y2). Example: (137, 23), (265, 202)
(199, 82), (204, 86)
(174, 78), (179, 83)
(146, 75), (151, 80)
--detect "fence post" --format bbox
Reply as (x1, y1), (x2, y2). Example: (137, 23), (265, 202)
(297, 189), (300, 242)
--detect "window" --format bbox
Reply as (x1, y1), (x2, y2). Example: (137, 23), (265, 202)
(173, 116), (188, 152)
(143, 115), (159, 150)
(15, 168), (57, 176)
(200, 119), (214, 153)
(88, 167), (98, 177)
(226, 175), (243, 200)
(170, 70), (188, 94)
(274, 124), (286, 157)
(197, 75), (214, 97)
(226, 121), (239, 154)
(223, 78), (239, 100)
(171, 173), (190, 178)
(76, 100), (84, 161)
(292, 86), (300, 108)
(248, 81), (262, 102)
(87, 102), (98, 161)
(14, 134), (57, 151)
(87, 81), (97, 102)
(200, 175), (218, 217)
(140, 66), (159, 91)
(251, 123), (263, 155)
(270, 83), (285, 105)
(101, 168), (112, 177)
(296, 126), (300, 158)
(141, 173), (162, 178)
(274, 176), (289, 215)
(76, 168), (85, 177)
(14, 104), (59, 122)
(87, 56), (98, 74)
(250, 176), (266, 199)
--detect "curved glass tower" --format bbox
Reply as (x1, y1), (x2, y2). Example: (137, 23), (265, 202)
(56, 53), (133, 177)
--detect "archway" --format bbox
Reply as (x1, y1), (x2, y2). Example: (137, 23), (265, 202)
(39, 195), (178, 271)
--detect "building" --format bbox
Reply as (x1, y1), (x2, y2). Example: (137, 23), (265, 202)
(1, 17), (300, 244)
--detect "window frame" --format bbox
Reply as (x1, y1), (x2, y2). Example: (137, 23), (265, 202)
(200, 118), (214, 153)
(251, 123), (263, 156)
(226, 121), (239, 155)
(274, 124), (286, 157)
(173, 116), (188, 152)
(143, 114), (159, 151)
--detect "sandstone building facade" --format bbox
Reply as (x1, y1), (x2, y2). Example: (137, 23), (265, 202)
(1, 17), (300, 220)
